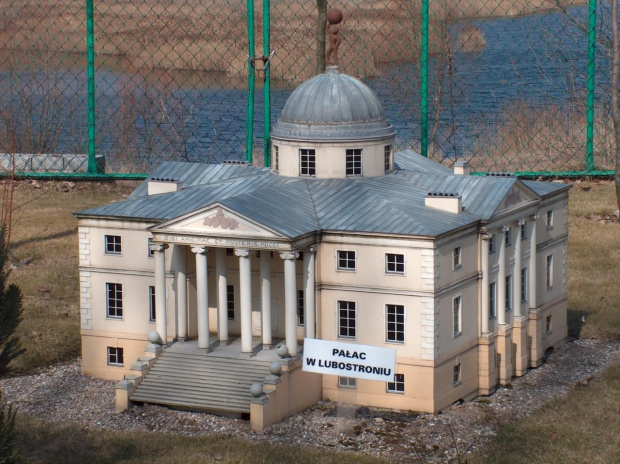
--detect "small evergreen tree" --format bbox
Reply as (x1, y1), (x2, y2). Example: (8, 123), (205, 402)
(0, 390), (19, 464)
(0, 227), (24, 375)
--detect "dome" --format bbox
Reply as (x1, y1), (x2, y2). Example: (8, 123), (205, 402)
(272, 66), (395, 142)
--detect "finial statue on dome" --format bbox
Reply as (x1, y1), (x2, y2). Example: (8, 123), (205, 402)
(325, 8), (343, 68)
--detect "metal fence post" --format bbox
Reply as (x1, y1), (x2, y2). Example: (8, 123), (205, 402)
(586, 0), (597, 173)
(420, 0), (429, 158)
(86, 0), (97, 174)
(246, 0), (255, 164)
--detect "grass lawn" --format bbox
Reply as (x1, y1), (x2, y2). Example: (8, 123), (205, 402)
(3, 178), (620, 463)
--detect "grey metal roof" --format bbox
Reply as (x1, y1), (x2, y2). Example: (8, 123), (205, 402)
(394, 150), (454, 175)
(77, 154), (568, 240)
(271, 66), (395, 142)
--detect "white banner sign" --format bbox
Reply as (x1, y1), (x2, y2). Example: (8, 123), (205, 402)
(302, 338), (396, 382)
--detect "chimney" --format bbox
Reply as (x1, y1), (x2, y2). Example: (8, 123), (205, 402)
(147, 178), (183, 195)
(425, 192), (462, 214)
(453, 160), (471, 176)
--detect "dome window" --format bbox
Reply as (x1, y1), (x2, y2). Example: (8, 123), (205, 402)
(300, 149), (316, 176)
(346, 149), (362, 176)
(273, 145), (279, 173)
(384, 145), (393, 172)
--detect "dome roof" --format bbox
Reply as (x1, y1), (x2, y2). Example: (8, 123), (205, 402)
(272, 66), (395, 142)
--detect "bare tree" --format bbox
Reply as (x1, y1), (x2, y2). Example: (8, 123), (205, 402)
(316, 0), (327, 75)
(613, 0), (620, 211)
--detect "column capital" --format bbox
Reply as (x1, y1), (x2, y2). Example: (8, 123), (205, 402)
(531, 212), (540, 220)
(279, 251), (299, 261)
(149, 242), (169, 253)
(234, 248), (250, 258)
(501, 225), (510, 232)
(191, 245), (207, 255)
(307, 245), (317, 253)
(480, 233), (491, 241)
(517, 218), (526, 226)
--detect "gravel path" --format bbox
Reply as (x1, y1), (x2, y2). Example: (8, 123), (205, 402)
(2, 338), (619, 463)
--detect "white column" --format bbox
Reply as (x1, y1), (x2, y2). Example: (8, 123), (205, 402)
(280, 251), (299, 356)
(192, 246), (210, 349)
(513, 219), (524, 318)
(151, 243), (168, 343)
(498, 226), (508, 326)
(303, 246), (316, 339)
(216, 248), (228, 343)
(235, 248), (252, 353)
(480, 233), (490, 334)
(260, 251), (272, 347)
(529, 213), (539, 312)
(176, 246), (188, 340)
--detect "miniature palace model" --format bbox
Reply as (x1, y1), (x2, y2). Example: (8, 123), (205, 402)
(76, 45), (569, 430)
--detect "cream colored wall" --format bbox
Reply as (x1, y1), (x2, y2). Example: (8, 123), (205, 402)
(437, 283), (479, 357)
(81, 333), (148, 381)
(271, 138), (394, 178)
(437, 232), (479, 289)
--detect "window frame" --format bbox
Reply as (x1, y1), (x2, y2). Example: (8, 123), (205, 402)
(521, 221), (528, 240)
(384, 145), (392, 172)
(147, 238), (155, 258)
(336, 250), (356, 272)
(453, 296), (462, 337)
(489, 281), (497, 319)
(338, 300), (357, 339)
(104, 235), (122, 255)
(273, 145), (279, 173)
(504, 228), (512, 247)
(148, 285), (156, 322)
(297, 289), (304, 326)
(386, 304), (405, 344)
(505, 274), (512, 312)
(106, 282), (123, 319)
(227, 284), (235, 320)
(385, 253), (405, 275)
(299, 148), (316, 177)
(489, 234), (496, 254)
(521, 267), (528, 303)
(546, 315), (552, 334)
(546, 210), (554, 230)
(387, 373), (405, 394)
(338, 377), (357, 389)
(546, 254), (553, 290)
(107, 347), (124, 366)
(453, 364), (462, 386)
(453, 246), (462, 270)
(345, 148), (362, 176)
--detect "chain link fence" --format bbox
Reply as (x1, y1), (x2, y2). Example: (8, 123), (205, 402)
(0, 0), (615, 175)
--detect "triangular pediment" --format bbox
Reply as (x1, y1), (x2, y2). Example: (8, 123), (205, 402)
(150, 203), (286, 239)
(492, 181), (540, 217)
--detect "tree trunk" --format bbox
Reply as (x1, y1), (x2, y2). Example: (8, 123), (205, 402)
(612, 0), (620, 212)
(316, 0), (327, 75)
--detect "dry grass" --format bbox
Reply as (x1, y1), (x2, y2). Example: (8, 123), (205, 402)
(5, 180), (139, 373)
(0, 0), (586, 82)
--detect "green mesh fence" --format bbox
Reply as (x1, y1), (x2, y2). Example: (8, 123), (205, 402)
(0, 0), (615, 176)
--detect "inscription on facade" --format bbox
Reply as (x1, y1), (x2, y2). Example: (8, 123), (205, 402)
(157, 234), (289, 249)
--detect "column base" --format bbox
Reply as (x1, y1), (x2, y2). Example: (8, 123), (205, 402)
(512, 316), (529, 377)
(528, 308), (545, 368)
(496, 325), (513, 386)
(478, 333), (497, 396)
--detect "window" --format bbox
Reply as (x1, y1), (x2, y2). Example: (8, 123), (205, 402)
(453, 364), (461, 386)
(386, 304), (405, 343)
(387, 373), (405, 393)
(297, 289), (304, 326)
(546, 315), (552, 334)
(504, 228), (511, 247)
(227, 284), (235, 320)
(453, 296), (462, 337)
(273, 145), (279, 172)
(338, 301), (356, 338)
(521, 221), (528, 240)
(107, 347), (124, 366)
(338, 377), (357, 389)
(149, 286), (156, 322)
(489, 282), (496, 319)
(337, 250), (356, 271)
(546, 255), (553, 290)
(453, 246), (462, 269)
(385, 253), (405, 274)
(105, 235), (122, 254)
(521, 267), (528, 302)
(489, 234), (496, 254)
(226, 248), (233, 256)
(147, 238), (154, 258)
(505, 275), (512, 311)
(384, 145), (392, 172)
(346, 148), (362, 176)
(106, 283), (123, 318)
(299, 148), (316, 176)
(546, 210), (554, 229)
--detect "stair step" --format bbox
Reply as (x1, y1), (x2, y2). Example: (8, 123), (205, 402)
(137, 379), (258, 395)
(129, 395), (250, 413)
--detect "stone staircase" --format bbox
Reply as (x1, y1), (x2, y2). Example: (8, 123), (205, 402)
(130, 350), (272, 415)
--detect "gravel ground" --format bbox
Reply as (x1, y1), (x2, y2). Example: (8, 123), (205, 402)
(2, 338), (619, 463)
